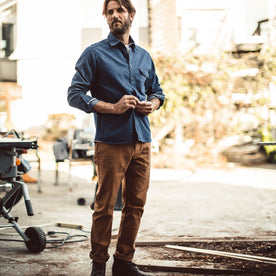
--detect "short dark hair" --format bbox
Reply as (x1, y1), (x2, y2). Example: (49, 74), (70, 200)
(102, 0), (136, 16)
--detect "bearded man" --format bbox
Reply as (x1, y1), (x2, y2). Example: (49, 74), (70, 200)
(68, 1), (165, 275)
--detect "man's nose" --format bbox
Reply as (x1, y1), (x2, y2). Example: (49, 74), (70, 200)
(112, 11), (119, 19)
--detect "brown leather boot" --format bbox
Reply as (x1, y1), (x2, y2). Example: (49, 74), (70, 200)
(91, 261), (106, 276)
(112, 256), (149, 276)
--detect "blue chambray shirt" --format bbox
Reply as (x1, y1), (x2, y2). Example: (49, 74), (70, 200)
(68, 32), (165, 144)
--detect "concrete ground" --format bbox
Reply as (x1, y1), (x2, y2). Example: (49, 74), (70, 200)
(0, 150), (276, 275)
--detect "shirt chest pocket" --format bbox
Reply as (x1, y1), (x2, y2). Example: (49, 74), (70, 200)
(135, 68), (149, 93)
(139, 68), (149, 78)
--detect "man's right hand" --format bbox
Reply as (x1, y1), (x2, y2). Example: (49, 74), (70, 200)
(93, 95), (139, 114)
(113, 95), (139, 114)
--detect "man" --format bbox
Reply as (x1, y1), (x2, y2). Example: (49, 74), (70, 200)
(67, 0), (165, 275)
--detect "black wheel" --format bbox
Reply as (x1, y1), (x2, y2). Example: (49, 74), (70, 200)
(25, 227), (46, 253)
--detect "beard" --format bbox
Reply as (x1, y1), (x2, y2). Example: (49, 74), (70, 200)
(110, 16), (131, 35)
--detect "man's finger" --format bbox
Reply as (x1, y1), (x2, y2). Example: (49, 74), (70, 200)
(137, 101), (151, 107)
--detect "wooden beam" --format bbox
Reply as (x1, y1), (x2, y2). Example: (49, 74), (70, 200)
(165, 245), (276, 265)
(136, 262), (246, 275)
(135, 236), (276, 247)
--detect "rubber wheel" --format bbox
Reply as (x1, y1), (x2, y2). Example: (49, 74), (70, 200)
(25, 227), (46, 253)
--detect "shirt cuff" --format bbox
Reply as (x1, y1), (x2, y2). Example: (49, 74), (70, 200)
(87, 98), (100, 112)
(147, 94), (164, 107)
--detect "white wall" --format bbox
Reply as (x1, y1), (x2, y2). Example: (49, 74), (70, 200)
(11, 0), (148, 130)
(12, 0), (82, 130)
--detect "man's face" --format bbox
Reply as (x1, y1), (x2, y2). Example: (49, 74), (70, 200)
(106, 1), (134, 35)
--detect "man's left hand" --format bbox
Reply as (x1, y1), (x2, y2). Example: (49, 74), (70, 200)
(135, 99), (160, 116)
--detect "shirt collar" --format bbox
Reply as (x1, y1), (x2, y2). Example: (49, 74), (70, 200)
(108, 32), (136, 49)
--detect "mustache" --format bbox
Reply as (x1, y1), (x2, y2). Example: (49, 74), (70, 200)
(112, 19), (122, 25)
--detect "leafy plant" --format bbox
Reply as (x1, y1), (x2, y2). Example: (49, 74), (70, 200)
(149, 47), (276, 159)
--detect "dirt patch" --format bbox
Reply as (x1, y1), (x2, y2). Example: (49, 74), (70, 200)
(139, 240), (276, 275)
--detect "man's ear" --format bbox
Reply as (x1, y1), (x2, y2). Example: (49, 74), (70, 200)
(129, 11), (135, 23)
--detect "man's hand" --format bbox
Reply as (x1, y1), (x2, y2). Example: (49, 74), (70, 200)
(135, 98), (160, 116)
(93, 96), (160, 115)
(93, 95), (139, 114)
(113, 95), (139, 114)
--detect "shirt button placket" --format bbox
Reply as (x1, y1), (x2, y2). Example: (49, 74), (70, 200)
(129, 50), (134, 84)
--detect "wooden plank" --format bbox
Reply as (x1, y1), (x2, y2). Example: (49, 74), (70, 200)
(135, 259), (235, 270)
(135, 237), (276, 247)
(136, 263), (246, 275)
(165, 245), (276, 265)
(259, 142), (276, 146)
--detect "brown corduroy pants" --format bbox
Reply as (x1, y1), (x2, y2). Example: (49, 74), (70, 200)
(89, 142), (151, 263)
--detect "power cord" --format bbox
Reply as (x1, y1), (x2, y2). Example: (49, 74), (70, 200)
(0, 229), (89, 249)
(46, 230), (88, 249)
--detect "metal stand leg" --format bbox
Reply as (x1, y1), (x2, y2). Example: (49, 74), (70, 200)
(69, 160), (73, 191)
(55, 162), (59, 186)
(36, 152), (42, 193)
(20, 181), (34, 216)
(1, 205), (29, 242)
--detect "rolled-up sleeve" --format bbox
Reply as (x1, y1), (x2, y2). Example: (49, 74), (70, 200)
(146, 59), (165, 108)
(67, 47), (99, 113)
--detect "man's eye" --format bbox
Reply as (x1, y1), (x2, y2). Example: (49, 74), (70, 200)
(107, 10), (113, 15)
(117, 8), (124, 12)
